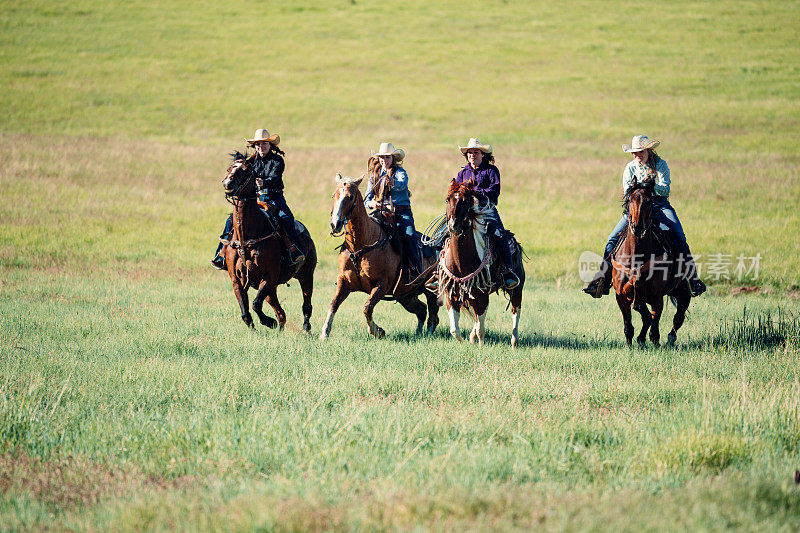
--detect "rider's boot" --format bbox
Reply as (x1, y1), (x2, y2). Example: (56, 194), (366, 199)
(497, 235), (520, 290)
(425, 275), (439, 292)
(583, 258), (612, 298)
(211, 216), (233, 270)
(210, 253), (226, 271)
(406, 240), (423, 281)
(684, 257), (706, 296)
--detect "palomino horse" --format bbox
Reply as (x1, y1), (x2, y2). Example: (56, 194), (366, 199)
(611, 182), (691, 347)
(440, 180), (525, 346)
(320, 174), (439, 340)
(220, 154), (317, 332)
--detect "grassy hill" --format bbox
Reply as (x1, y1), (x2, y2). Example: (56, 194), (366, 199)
(1, 0), (800, 530)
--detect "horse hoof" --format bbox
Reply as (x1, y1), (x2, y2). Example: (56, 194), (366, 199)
(511, 336), (518, 348)
(262, 317), (277, 329)
(637, 340), (647, 348)
(376, 327), (385, 339)
(667, 334), (677, 347)
(319, 332), (328, 341)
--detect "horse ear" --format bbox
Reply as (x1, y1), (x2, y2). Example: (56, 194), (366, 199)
(353, 174), (364, 186)
(335, 173), (342, 184)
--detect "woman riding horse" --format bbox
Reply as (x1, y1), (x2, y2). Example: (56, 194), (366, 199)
(429, 138), (519, 290)
(211, 129), (306, 269)
(583, 135), (706, 298)
(364, 142), (423, 279)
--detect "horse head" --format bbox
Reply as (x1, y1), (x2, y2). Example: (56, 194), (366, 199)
(222, 152), (255, 198)
(330, 173), (364, 235)
(624, 181), (654, 238)
(445, 179), (476, 235)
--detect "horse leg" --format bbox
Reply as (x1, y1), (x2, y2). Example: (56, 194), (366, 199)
(364, 284), (386, 339)
(319, 277), (351, 340)
(397, 294), (427, 335)
(635, 302), (652, 347)
(667, 281), (691, 347)
(469, 310), (486, 345)
(263, 286), (287, 331)
(296, 235), (316, 334)
(615, 293), (634, 347)
(424, 290), (439, 336)
(298, 271), (314, 334)
(649, 297), (664, 347)
(510, 306), (521, 348)
(509, 285), (523, 348)
(447, 300), (463, 342)
(231, 276), (254, 330)
(252, 279), (278, 329)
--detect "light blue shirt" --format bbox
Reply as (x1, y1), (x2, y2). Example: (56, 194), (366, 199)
(622, 157), (670, 197)
(364, 166), (411, 207)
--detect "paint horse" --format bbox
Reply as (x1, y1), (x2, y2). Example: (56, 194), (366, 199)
(438, 180), (525, 346)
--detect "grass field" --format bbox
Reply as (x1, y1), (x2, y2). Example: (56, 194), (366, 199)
(2, 0), (800, 530)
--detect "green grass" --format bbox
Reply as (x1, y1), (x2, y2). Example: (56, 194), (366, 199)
(2, 0), (800, 529)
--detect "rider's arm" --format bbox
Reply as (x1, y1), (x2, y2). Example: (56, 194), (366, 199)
(653, 158), (671, 197)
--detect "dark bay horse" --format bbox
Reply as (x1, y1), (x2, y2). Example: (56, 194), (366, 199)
(440, 180), (525, 346)
(319, 174), (439, 340)
(220, 155), (316, 332)
(611, 183), (691, 347)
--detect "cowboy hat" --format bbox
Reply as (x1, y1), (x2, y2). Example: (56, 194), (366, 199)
(245, 129), (280, 146)
(372, 142), (405, 161)
(459, 138), (493, 154)
(622, 135), (660, 153)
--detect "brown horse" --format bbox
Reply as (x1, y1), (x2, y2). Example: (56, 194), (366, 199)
(611, 183), (691, 347)
(319, 174), (439, 340)
(220, 155), (317, 332)
(440, 180), (525, 346)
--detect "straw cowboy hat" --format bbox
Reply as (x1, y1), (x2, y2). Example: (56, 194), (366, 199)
(245, 129), (280, 146)
(372, 142), (405, 161)
(459, 138), (493, 154)
(622, 134), (660, 153)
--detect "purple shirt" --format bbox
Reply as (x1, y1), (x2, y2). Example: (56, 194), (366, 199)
(455, 162), (501, 205)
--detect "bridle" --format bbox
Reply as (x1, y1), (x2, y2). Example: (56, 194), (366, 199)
(330, 185), (358, 237)
(223, 161), (257, 206)
(446, 191), (471, 237)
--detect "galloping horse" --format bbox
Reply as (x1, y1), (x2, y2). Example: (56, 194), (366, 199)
(611, 182), (691, 347)
(320, 174), (439, 340)
(220, 154), (316, 332)
(440, 180), (525, 346)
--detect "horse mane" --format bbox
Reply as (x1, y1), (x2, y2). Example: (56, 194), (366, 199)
(230, 150), (248, 162)
(447, 179), (476, 198)
(622, 180), (654, 212)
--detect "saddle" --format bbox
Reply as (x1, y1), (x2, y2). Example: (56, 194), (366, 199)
(256, 201), (308, 275)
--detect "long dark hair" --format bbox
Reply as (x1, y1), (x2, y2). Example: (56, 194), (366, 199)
(643, 149), (660, 180)
(463, 151), (495, 165)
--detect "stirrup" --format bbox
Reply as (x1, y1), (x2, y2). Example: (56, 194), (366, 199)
(425, 276), (439, 292)
(210, 256), (226, 271)
(503, 271), (520, 290)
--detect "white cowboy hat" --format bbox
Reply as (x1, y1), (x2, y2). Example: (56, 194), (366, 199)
(245, 129), (280, 146)
(459, 138), (493, 154)
(372, 142), (405, 161)
(622, 135), (660, 153)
